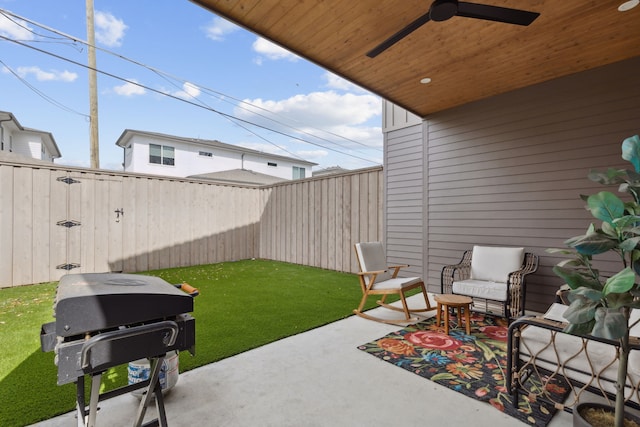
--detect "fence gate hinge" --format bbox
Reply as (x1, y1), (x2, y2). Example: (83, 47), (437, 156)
(56, 220), (81, 228)
(56, 263), (81, 271)
(56, 176), (81, 185)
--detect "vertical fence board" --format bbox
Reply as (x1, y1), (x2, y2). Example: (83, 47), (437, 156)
(0, 166), (14, 286)
(342, 176), (352, 271)
(314, 180), (322, 268)
(79, 172), (96, 274)
(359, 174), (368, 240)
(31, 169), (51, 284)
(13, 167), (32, 285)
(350, 174), (360, 272)
(121, 176), (136, 272)
(95, 177), (111, 272)
(67, 171), (83, 275)
(135, 177), (150, 271)
(49, 173), (67, 281)
(334, 178), (343, 272)
(109, 175), (124, 272)
(327, 178), (336, 270)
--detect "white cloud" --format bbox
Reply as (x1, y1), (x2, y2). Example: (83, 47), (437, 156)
(0, 14), (35, 40)
(235, 90), (383, 165)
(204, 17), (238, 41)
(241, 91), (380, 128)
(323, 72), (367, 93)
(235, 142), (328, 164)
(252, 37), (298, 62)
(297, 149), (329, 163)
(95, 11), (127, 47)
(172, 82), (201, 100)
(16, 66), (77, 82)
(113, 79), (145, 96)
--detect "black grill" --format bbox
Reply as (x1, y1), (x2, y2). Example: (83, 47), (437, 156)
(40, 273), (197, 427)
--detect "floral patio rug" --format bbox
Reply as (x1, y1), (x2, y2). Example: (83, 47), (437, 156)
(358, 312), (569, 426)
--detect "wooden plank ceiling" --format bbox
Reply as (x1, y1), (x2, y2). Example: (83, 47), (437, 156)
(190, 0), (640, 117)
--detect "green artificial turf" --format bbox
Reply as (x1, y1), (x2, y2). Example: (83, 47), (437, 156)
(0, 259), (405, 427)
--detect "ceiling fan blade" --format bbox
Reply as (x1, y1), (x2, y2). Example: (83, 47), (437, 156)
(457, 2), (539, 26)
(367, 11), (431, 58)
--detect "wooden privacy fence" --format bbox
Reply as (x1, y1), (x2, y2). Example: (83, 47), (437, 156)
(0, 158), (383, 287)
(259, 168), (383, 271)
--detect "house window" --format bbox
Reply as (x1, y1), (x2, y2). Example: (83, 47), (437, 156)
(267, 162), (277, 167)
(199, 151), (213, 157)
(149, 144), (175, 165)
(293, 166), (305, 179)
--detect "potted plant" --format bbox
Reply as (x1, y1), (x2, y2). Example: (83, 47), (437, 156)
(548, 134), (640, 427)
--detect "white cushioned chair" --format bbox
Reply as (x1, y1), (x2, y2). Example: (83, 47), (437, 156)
(354, 242), (434, 325)
(441, 246), (538, 322)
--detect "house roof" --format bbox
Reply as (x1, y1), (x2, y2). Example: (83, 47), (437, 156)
(22, 127), (61, 158)
(188, 168), (288, 185)
(189, 1), (640, 118)
(0, 149), (59, 165)
(115, 129), (317, 166)
(0, 111), (61, 158)
(312, 166), (349, 177)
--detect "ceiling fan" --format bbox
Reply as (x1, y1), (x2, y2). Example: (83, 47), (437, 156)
(366, 0), (540, 58)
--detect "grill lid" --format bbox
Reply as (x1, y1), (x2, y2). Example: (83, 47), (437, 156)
(54, 273), (194, 336)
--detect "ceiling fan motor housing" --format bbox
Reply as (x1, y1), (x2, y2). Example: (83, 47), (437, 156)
(430, 0), (459, 21)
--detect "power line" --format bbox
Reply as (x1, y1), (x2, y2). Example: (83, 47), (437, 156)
(144, 66), (305, 160)
(0, 8), (382, 162)
(0, 59), (88, 118)
(0, 33), (379, 164)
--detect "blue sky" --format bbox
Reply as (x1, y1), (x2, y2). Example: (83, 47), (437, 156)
(0, 1), (383, 171)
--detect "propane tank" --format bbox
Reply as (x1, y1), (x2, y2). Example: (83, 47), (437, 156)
(128, 350), (179, 397)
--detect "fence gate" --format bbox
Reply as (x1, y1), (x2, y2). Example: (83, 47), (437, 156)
(51, 171), (125, 281)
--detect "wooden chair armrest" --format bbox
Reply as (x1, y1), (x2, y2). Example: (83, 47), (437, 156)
(387, 264), (408, 278)
(357, 270), (387, 276)
(387, 264), (409, 269)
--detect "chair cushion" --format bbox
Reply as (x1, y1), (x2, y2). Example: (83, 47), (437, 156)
(371, 277), (422, 290)
(355, 242), (392, 283)
(470, 246), (524, 283)
(452, 279), (507, 301)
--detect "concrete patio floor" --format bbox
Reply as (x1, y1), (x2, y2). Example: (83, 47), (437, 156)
(31, 294), (572, 427)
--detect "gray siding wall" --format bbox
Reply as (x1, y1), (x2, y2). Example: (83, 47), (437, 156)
(385, 57), (640, 313)
(385, 125), (425, 279)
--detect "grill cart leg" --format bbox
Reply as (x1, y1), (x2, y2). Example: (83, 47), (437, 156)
(133, 355), (168, 427)
(75, 378), (85, 427)
(74, 373), (103, 427)
(87, 373), (102, 427)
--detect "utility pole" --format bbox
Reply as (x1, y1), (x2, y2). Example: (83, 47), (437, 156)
(86, 0), (100, 168)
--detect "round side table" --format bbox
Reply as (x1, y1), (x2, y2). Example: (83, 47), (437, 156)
(434, 294), (473, 335)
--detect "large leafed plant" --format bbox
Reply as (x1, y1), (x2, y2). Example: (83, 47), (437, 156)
(548, 134), (640, 427)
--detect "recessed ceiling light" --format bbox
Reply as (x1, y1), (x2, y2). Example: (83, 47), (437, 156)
(420, 77), (432, 84)
(619, 0), (639, 12)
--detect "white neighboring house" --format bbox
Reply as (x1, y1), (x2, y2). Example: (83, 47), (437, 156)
(0, 111), (61, 162)
(116, 129), (317, 180)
